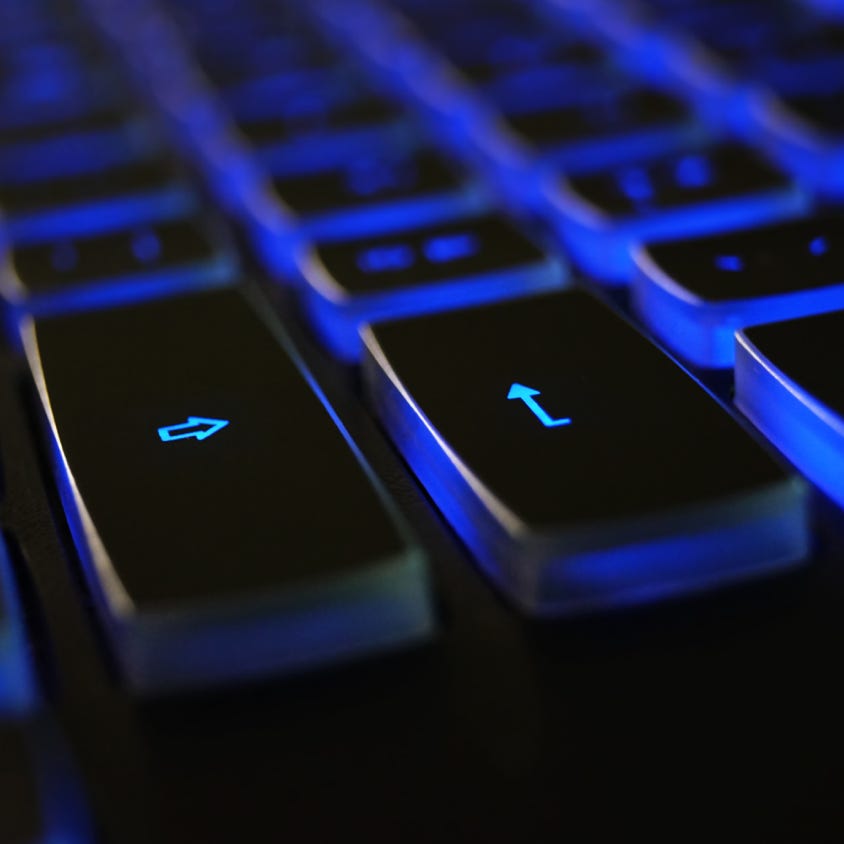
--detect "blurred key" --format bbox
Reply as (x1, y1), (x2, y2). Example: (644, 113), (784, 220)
(25, 289), (434, 692)
(737, 310), (844, 510)
(270, 148), (486, 241)
(363, 291), (809, 615)
(634, 215), (844, 367)
(297, 214), (566, 359)
(551, 143), (806, 283)
(2, 216), (237, 315)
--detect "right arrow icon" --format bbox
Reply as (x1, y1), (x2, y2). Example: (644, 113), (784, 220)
(507, 383), (572, 429)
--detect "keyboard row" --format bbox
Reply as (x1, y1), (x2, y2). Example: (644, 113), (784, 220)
(2, 0), (844, 709)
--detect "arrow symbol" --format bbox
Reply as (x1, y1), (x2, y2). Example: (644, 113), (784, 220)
(507, 383), (571, 428)
(157, 416), (230, 443)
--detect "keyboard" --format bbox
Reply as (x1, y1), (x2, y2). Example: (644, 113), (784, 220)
(3, 0), (844, 839)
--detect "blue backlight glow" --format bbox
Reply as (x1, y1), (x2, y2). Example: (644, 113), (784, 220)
(506, 382), (572, 428)
(157, 416), (230, 443)
(423, 231), (480, 263)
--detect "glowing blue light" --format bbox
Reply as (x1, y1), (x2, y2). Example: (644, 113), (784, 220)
(131, 229), (162, 264)
(357, 243), (416, 273)
(0, 537), (35, 716)
(506, 382), (572, 428)
(715, 254), (744, 272)
(810, 236), (828, 256)
(423, 231), (480, 263)
(618, 167), (654, 204)
(736, 331), (844, 511)
(157, 416), (230, 442)
(674, 153), (713, 189)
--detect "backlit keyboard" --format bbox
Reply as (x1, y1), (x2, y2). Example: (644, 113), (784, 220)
(3, 0), (844, 840)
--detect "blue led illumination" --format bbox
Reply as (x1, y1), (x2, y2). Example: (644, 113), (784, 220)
(715, 254), (744, 272)
(736, 331), (844, 511)
(423, 231), (480, 263)
(633, 246), (844, 368)
(6, 187), (197, 245)
(158, 416), (230, 443)
(3, 254), (237, 328)
(300, 254), (567, 361)
(550, 178), (810, 285)
(363, 331), (810, 616)
(506, 383), (572, 428)
(297, 183), (490, 243)
(356, 243), (416, 273)
(0, 537), (36, 716)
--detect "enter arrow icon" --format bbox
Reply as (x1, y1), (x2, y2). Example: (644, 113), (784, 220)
(507, 383), (572, 428)
(157, 416), (230, 443)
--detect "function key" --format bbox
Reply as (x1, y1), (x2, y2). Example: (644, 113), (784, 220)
(551, 143), (806, 284)
(297, 214), (566, 360)
(3, 216), (237, 315)
(363, 291), (809, 615)
(25, 288), (434, 691)
(736, 310), (844, 510)
(634, 215), (844, 367)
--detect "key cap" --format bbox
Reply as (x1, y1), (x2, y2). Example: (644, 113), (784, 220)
(25, 288), (434, 692)
(498, 83), (697, 172)
(0, 720), (93, 843)
(0, 535), (35, 714)
(3, 216), (237, 315)
(736, 310), (844, 510)
(269, 148), (486, 241)
(0, 158), (195, 243)
(296, 214), (566, 360)
(550, 143), (806, 284)
(363, 291), (809, 615)
(634, 215), (844, 367)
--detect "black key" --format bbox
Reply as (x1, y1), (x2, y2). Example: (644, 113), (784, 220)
(499, 84), (694, 170)
(0, 158), (194, 243)
(25, 288), (433, 692)
(270, 148), (485, 241)
(634, 215), (844, 367)
(297, 214), (565, 359)
(4, 216), (237, 315)
(736, 310), (844, 511)
(551, 143), (805, 284)
(363, 291), (809, 615)
(0, 721), (93, 843)
(1, 535), (35, 714)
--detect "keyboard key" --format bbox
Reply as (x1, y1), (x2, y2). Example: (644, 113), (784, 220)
(3, 217), (237, 315)
(25, 288), (434, 692)
(269, 148), (486, 241)
(0, 536), (35, 715)
(297, 214), (566, 360)
(634, 215), (844, 367)
(0, 721), (93, 843)
(363, 291), (809, 615)
(550, 144), (806, 283)
(736, 310), (844, 510)
(498, 83), (698, 172)
(0, 158), (195, 243)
